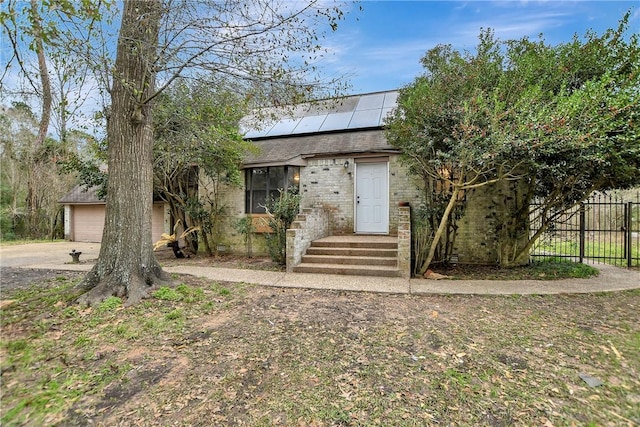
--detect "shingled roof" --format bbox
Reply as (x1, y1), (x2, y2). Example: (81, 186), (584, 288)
(59, 185), (104, 204)
(240, 90), (399, 166)
(243, 129), (398, 167)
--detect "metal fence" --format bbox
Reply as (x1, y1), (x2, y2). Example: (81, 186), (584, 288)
(530, 192), (640, 268)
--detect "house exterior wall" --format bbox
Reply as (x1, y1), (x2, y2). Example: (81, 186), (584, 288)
(299, 157), (354, 234)
(451, 179), (529, 265)
(199, 174), (272, 256)
(64, 205), (72, 240)
(299, 154), (422, 235)
(210, 154), (421, 256)
(207, 154), (530, 268)
(204, 156), (525, 267)
(388, 155), (423, 230)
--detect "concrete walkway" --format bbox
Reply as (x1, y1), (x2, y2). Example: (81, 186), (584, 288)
(1, 241), (639, 295)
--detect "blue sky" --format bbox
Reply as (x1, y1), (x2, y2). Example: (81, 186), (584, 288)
(330, 0), (639, 94)
(1, 0), (637, 137)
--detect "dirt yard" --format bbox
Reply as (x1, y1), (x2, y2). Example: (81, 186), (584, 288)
(1, 266), (639, 426)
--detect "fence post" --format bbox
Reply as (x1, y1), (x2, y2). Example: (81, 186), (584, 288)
(626, 202), (632, 268)
(579, 203), (585, 264)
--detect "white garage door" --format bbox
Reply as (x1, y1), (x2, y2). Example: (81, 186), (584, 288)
(71, 204), (166, 243)
(72, 205), (105, 242)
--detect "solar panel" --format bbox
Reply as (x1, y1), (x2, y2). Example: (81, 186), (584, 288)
(242, 90), (399, 138)
(356, 93), (386, 111)
(319, 111), (354, 132)
(266, 117), (302, 136)
(348, 108), (383, 129)
(293, 114), (328, 134)
(242, 122), (275, 139)
(383, 91), (398, 109)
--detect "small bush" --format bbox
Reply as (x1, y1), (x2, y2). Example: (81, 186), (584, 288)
(264, 187), (300, 265)
(234, 215), (255, 258)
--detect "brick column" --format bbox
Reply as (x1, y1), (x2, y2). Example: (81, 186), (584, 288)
(398, 205), (411, 278)
(286, 208), (329, 273)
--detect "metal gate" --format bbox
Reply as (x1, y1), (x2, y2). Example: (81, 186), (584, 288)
(530, 192), (640, 268)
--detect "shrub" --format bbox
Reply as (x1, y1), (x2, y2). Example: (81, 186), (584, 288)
(264, 187), (300, 265)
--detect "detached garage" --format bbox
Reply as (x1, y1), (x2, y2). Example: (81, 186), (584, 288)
(59, 185), (169, 243)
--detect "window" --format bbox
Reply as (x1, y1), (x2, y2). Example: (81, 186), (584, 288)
(245, 166), (300, 213)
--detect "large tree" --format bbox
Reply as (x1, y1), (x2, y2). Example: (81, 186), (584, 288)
(71, 0), (349, 305)
(492, 18), (640, 264)
(386, 14), (640, 272)
(76, 0), (165, 305)
(386, 31), (525, 273)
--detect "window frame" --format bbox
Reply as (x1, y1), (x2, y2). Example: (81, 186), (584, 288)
(245, 166), (300, 214)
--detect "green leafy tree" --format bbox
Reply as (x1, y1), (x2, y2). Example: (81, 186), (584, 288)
(386, 14), (639, 272)
(153, 79), (253, 256)
(492, 17), (640, 264)
(386, 31), (524, 273)
(0, 102), (77, 240)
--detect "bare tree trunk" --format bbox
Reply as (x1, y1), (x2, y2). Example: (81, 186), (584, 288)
(419, 186), (460, 274)
(31, 0), (51, 149)
(26, 0), (52, 238)
(77, 0), (169, 306)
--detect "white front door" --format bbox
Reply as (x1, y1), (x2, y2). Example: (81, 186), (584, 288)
(355, 162), (389, 233)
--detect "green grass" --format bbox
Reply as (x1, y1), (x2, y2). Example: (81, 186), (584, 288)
(533, 238), (639, 267)
(153, 284), (205, 302)
(0, 238), (66, 246)
(529, 258), (599, 278)
(96, 296), (122, 313)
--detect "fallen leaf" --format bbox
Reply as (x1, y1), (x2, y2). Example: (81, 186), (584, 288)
(424, 270), (450, 280)
(0, 300), (16, 309)
(608, 341), (622, 360)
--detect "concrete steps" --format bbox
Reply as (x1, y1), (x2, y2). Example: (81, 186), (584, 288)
(293, 236), (400, 277)
(300, 254), (398, 266)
